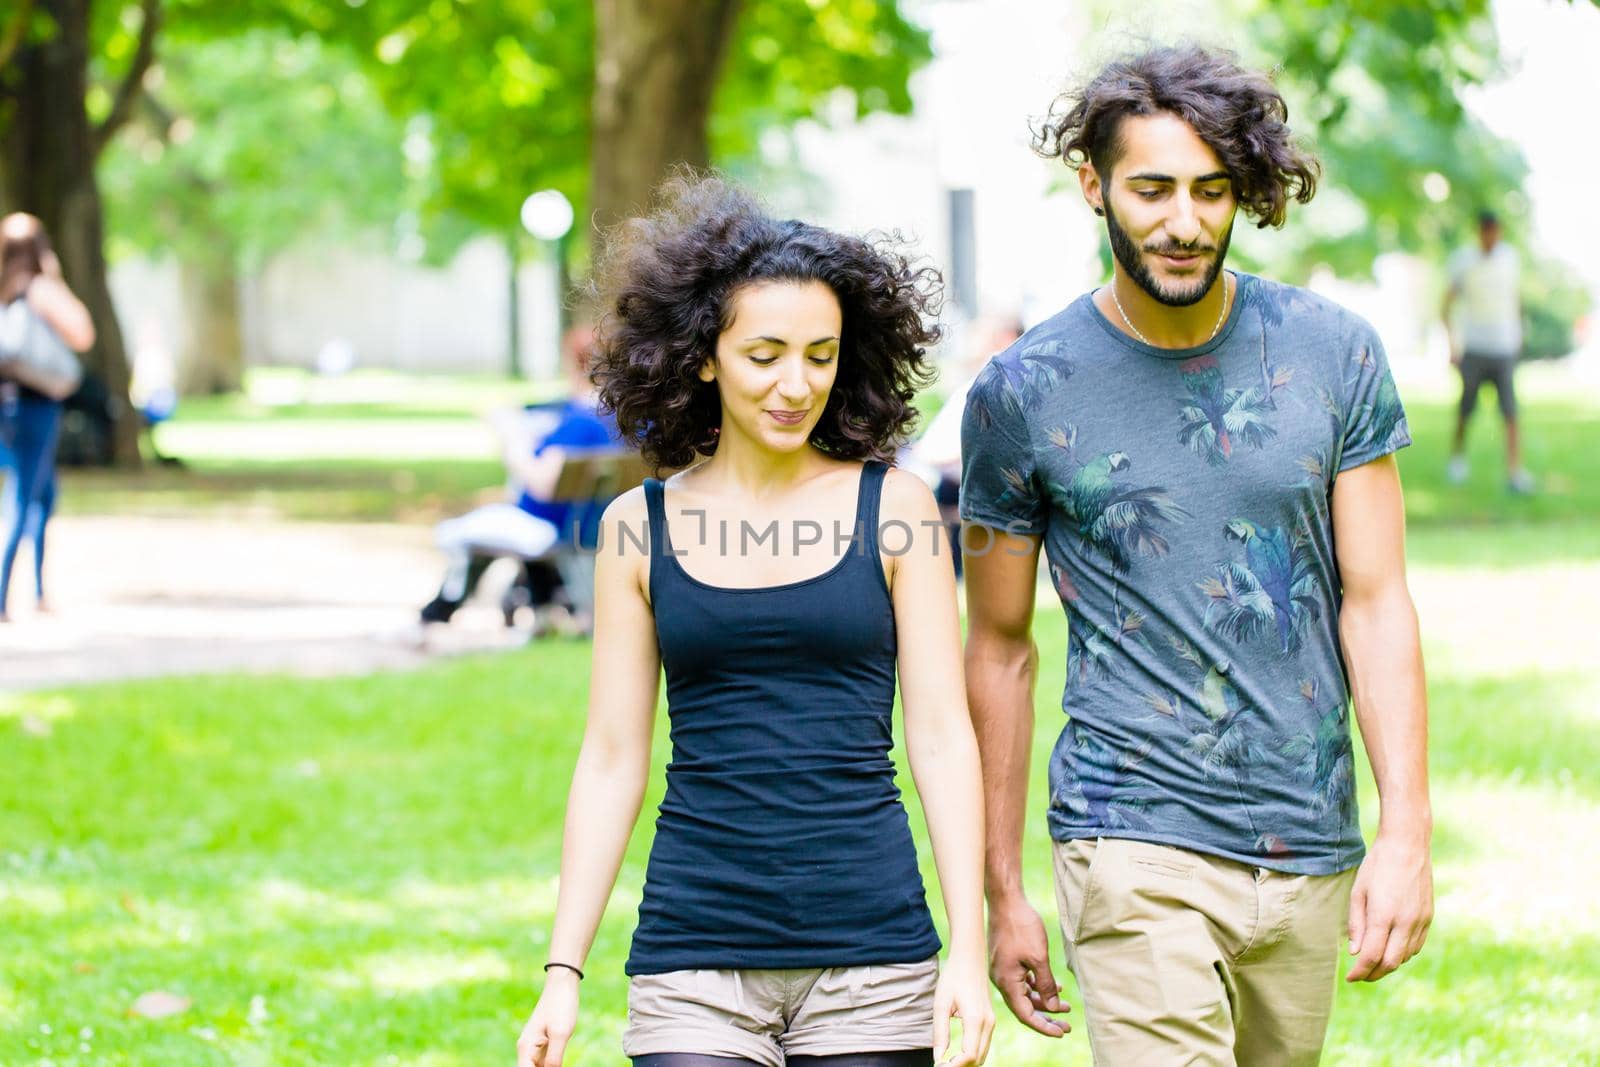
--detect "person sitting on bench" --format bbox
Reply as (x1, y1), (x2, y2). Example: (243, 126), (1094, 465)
(420, 325), (618, 628)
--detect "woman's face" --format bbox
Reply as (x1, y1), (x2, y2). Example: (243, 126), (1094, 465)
(700, 279), (842, 455)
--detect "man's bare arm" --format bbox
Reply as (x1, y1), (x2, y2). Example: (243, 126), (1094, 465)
(962, 525), (1068, 1037)
(1332, 455), (1433, 982)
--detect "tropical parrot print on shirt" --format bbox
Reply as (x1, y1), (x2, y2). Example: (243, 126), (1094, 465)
(1165, 635), (1276, 854)
(1176, 354), (1286, 465)
(1058, 722), (1155, 832)
(1198, 517), (1321, 654)
(1345, 346), (1410, 460)
(1278, 678), (1358, 828)
(965, 337), (1075, 432)
(1048, 424), (1190, 571)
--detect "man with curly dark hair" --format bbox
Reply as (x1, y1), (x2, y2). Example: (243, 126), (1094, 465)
(959, 45), (1432, 1064)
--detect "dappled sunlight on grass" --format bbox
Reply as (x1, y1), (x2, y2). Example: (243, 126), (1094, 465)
(1327, 930), (1600, 1064)
(386, 875), (542, 913)
(248, 878), (397, 927)
(0, 652), (652, 1063)
(359, 1054), (480, 1067)
(1428, 670), (1600, 797)
(1429, 781), (1600, 937)
(1414, 564), (1599, 680)
(325, 949), (513, 995)
(0, 692), (77, 722)
(1398, 395), (1600, 537)
(0, 881), (70, 918)
(62, 458), (504, 524)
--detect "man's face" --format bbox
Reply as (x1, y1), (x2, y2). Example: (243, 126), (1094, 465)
(1084, 112), (1238, 308)
(1479, 220), (1502, 251)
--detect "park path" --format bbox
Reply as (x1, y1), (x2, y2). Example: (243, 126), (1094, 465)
(2, 504), (1597, 693)
(0, 515), (529, 692)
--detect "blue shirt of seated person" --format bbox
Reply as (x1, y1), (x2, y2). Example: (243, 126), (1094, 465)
(516, 397), (621, 549)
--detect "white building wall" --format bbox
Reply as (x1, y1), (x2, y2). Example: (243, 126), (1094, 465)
(110, 237), (564, 381)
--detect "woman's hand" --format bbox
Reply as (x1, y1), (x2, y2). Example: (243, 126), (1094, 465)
(515, 972), (580, 1067)
(934, 951), (996, 1066)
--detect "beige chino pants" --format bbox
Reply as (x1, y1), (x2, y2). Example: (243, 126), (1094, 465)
(1053, 837), (1357, 1067)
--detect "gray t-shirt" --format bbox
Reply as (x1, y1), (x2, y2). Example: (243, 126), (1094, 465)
(960, 273), (1410, 875)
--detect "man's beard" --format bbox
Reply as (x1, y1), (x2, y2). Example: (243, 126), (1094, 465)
(1105, 197), (1233, 308)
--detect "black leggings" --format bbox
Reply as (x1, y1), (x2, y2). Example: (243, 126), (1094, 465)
(632, 1052), (934, 1066)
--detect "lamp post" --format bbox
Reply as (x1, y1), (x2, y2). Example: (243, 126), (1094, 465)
(519, 190), (576, 380)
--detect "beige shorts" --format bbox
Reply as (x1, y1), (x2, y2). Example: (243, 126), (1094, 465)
(622, 957), (939, 1065)
(1053, 837), (1357, 1067)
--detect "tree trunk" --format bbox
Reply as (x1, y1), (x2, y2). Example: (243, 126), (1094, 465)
(0, 0), (141, 465)
(589, 0), (742, 237)
(176, 249), (243, 395)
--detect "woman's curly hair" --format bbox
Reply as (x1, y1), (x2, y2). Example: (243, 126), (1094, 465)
(1033, 44), (1319, 229)
(588, 173), (942, 471)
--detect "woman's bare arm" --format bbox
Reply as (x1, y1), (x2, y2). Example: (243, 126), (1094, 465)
(884, 469), (994, 1064)
(27, 269), (96, 353)
(545, 486), (660, 968)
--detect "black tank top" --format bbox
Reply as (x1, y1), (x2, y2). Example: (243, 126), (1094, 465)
(625, 460), (941, 975)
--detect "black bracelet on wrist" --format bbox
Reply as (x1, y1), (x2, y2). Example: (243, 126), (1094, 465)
(543, 961), (585, 981)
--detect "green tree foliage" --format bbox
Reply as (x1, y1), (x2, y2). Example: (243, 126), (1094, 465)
(100, 30), (408, 268)
(710, 0), (929, 161)
(93, 28), (417, 392)
(1227, 0), (1527, 278)
(185, 0), (929, 255)
(1521, 267), (1589, 360)
(1249, 0), (1598, 351)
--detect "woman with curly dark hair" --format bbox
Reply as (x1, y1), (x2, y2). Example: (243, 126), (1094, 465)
(516, 176), (994, 1067)
(961, 44), (1427, 1066)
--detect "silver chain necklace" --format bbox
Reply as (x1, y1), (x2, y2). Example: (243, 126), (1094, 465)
(1111, 272), (1231, 347)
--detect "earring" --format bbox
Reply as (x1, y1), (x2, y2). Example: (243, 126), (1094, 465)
(1093, 207), (1104, 217)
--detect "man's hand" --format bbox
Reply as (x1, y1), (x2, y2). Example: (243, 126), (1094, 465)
(1345, 832), (1433, 982)
(987, 896), (1070, 1037)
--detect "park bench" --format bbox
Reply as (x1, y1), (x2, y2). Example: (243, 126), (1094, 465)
(499, 442), (649, 631)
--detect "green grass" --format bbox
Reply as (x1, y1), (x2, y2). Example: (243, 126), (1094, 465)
(6, 377), (1598, 1064)
(5, 572), (1599, 1065)
(1396, 389), (1600, 566)
(172, 367), (555, 423)
(61, 458), (503, 524)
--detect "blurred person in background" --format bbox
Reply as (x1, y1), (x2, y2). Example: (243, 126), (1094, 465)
(418, 323), (617, 633)
(0, 213), (95, 622)
(516, 176), (993, 1067)
(962, 45), (1431, 1065)
(1443, 208), (1534, 493)
(903, 313), (1024, 577)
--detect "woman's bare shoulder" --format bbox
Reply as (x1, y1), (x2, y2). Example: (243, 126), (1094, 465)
(880, 465), (940, 519)
(602, 483), (650, 525)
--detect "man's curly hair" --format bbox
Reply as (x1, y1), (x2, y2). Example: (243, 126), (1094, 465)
(1034, 44), (1319, 229)
(588, 174), (941, 472)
